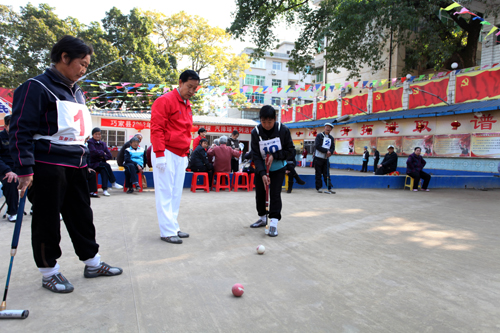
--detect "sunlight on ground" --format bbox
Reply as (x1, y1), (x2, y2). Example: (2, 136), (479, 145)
(290, 208), (363, 218)
(371, 217), (478, 250)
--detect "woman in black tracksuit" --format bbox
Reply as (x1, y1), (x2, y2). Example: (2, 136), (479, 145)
(249, 106), (295, 237)
(10, 35), (122, 294)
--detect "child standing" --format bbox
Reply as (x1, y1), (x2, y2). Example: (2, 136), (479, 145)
(249, 106), (295, 237)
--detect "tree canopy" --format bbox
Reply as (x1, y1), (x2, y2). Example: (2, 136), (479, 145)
(229, 0), (499, 80)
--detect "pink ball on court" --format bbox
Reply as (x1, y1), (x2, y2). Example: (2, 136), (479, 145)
(232, 283), (244, 297)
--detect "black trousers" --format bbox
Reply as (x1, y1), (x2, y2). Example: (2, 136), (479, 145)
(361, 160), (368, 172)
(314, 157), (331, 190)
(255, 167), (286, 220)
(374, 159), (379, 173)
(408, 171), (431, 189)
(31, 163), (99, 268)
(86, 169), (97, 193)
(124, 163), (140, 187)
(95, 162), (116, 190)
(231, 159), (239, 173)
(1, 178), (19, 215)
(193, 167), (214, 187)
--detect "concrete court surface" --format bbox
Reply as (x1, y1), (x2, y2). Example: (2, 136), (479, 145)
(0, 187), (499, 332)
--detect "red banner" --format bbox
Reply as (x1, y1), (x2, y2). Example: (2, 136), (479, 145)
(101, 118), (151, 129)
(281, 107), (293, 123)
(373, 88), (403, 113)
(409, 78), (449, 109)
(342, 94), (368, 116)
(317, 100), (338, 119)
(296, 104), (313, 121)
(455, 68), (500, 104)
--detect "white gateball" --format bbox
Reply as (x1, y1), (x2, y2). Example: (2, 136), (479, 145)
(256, 245), (265, 254)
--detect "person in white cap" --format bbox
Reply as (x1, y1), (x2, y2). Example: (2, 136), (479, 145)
(375, 145), (398, 175)
(314, 123), (335, 193)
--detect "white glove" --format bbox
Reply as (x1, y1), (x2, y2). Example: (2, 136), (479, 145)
(155, 156), (167, 172)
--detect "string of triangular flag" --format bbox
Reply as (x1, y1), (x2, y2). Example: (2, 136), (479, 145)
(441, 1), (500, 37)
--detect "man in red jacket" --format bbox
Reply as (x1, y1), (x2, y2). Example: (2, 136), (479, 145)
(151, 70), (200, 244)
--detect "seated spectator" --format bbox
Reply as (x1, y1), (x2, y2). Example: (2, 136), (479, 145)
(406, 147), (431, 192)
(375, 145), (398, 175)
(227, 130), (240, 172)
(88, 127), (123, 196)
(192, 127), (207, 150)
(117, 133), (143, 167)
(190, 138), (213, 185)
(241, 151), (255, 174)
(0, 115), (19, 221)
(123, 136), (145, 194)
(207, 135), (240, 174)
(85, 136), (99, 198)
(285, 154), (305, 193)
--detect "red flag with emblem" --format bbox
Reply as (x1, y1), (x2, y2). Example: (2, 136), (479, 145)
(342, 94), (368, 116)
(409, 78), (449, 109)
(372, 87), (403, 113)
(317, 100), (338, 119)
(455, 68), (500, 103)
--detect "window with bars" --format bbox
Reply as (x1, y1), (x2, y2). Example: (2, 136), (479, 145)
(100, 130), (126, 147)
(271, 79), (282, 88)
(244, 75), (266, 86)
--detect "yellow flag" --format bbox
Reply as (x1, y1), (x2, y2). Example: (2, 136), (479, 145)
(487, 26), (499, 37)
(380, 79), (388, 86)
(428, 74), (434, 80)
(442, 2), (461, 11)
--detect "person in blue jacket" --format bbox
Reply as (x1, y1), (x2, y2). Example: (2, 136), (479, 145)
(123, 136), (146, 193)
(10, 35), (122, 294)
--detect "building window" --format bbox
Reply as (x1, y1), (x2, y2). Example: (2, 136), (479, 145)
(272, 61), (282, 70)
(271, 79), (282, 88)
(251, 59), (266, 69)
(244, 75), (266, 86)
(315, 68), (323, 83)
(245, 92), (265, 104)
(271, 97), (281, 105)
(101, 129), (126, 147)
(242, 110), (259, 120)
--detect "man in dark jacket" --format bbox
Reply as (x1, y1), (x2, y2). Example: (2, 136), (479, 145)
(190, 139), (213, 185)
(117, 133), (143, 166)
(249, 105), (295, 237)
(227, 130), (240, 172)
(406, 147), (431, 191)
(314, 123), (335, 194)
(361, 146), (369, 172)
(372, 146), (380, 174)
(0, 115), (19, 221)
(375, 145), (398, 175)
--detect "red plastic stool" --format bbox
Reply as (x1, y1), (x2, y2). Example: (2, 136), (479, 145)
(123, 171), (143, 192)
(214, 172), (231, 192)
(232, 172), (249, 192)
(249, 173), (255, 191)
(191, 172), (210, 193)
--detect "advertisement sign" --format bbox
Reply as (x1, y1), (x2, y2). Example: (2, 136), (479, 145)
(376, 136), (402, 154)
(402, 135), (433, 156)
(470, 133), (500, 158)
(334, 138), (354, 155)
(433, 134), (470, 157)
(292, 139), (304, 153)
(354, 137), (377, 155)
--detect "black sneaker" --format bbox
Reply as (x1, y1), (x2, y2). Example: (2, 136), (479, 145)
(268, 226), (278, 237)
(84, 262), (123, 278)
(42, 273), (74, 293)
(127, 188), (134, 194)
(161, 236), (183, 244)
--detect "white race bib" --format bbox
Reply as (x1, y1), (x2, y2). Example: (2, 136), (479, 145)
(30, 79), (91, 145)
(259, 137), (282, 159)
(322, 136), (332, 149)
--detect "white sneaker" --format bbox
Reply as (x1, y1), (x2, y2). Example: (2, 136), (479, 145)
(112, 183), (123, 189)
(60, 214), (63, 221)
(7, 214), (17, 222)
(103, 190), (111, 196)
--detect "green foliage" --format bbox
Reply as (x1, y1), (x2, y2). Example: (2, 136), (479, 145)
(229, 0), (489, 80)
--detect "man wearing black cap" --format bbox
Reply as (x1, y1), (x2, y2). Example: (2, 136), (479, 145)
(314, 123), (335, 194)
(0, 115), (19, 222)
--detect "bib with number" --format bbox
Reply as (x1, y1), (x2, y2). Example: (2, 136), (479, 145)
(29, 79), (91, 145)
(315, 133), (332, 159)
(259, 137), (282, 159)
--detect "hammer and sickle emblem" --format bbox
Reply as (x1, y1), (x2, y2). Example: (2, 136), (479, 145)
(344, 100), (349, 105)
(461, 78), (469, 87)
(412, 88), (419, 94)
(319, 104), (323, 109)
(375, 94), (381, 101)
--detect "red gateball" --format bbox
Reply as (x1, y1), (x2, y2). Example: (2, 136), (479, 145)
(232, 283), (244, 297)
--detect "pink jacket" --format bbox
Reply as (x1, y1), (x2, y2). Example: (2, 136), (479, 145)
(207, 144), (240, 173)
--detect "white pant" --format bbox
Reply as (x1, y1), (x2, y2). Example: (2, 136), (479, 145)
(152, 148), (187, 237)
(302, 158), (307, 167)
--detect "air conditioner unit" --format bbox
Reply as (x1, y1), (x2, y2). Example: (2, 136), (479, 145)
(271, 70), (277, 75)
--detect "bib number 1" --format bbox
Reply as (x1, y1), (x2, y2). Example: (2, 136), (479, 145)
(74, 109), (85, 136)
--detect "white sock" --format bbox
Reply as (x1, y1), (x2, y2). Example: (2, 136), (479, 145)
(270, 218), (278, 228)
(83, 253), (101, 267)
(39, 263), (60, 278)
(259, 215), (266, 222)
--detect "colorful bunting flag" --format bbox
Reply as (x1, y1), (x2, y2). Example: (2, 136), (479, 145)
(442, 2), (461, 11)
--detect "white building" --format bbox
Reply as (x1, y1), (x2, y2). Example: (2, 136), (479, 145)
(238, 41), (314, 120)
